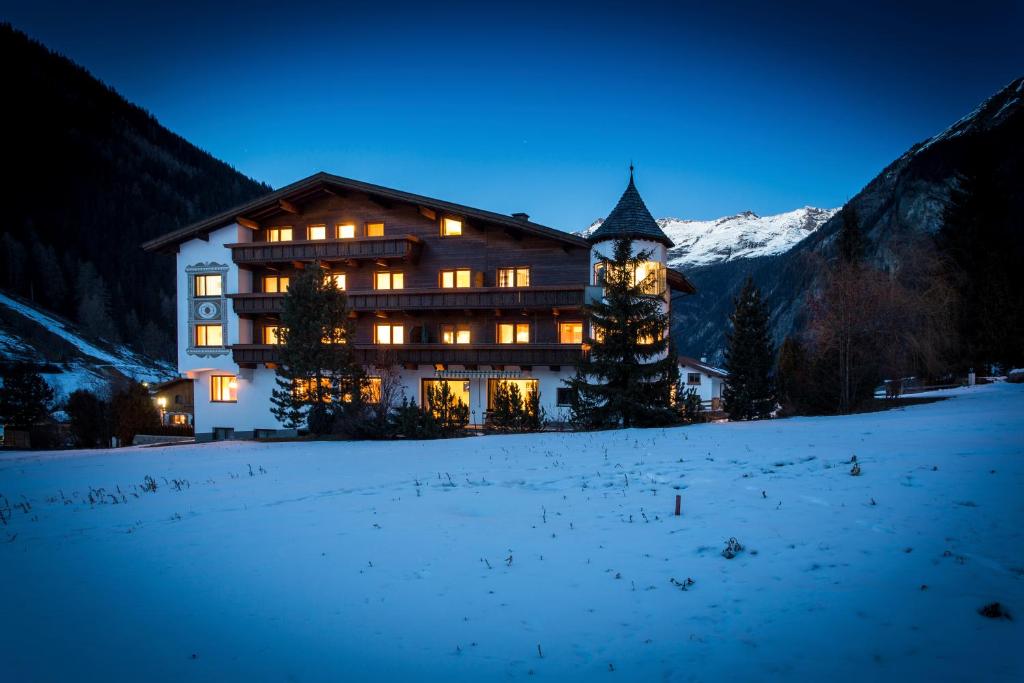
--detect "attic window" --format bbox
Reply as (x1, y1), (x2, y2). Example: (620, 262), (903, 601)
(194, 274), (222, 297)
(266, 227), (293, 242)
(338, 224), (356, 239)
(366, 222), (384, 237)
(441, 217), (463, 236)
(309, 225), (328, 240)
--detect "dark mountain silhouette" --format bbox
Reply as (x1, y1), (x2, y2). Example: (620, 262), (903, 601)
(0, 24), (270, 361)
(674, 76), (1024, 365)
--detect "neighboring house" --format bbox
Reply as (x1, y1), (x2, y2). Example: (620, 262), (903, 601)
(678, 355), (727, 409)
(142, 171), (696, 441)
(152, 377), (194, 427)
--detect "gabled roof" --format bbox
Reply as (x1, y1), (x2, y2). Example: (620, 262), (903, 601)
(142, 172), (591, 253)
(678, 355), (727, 378)
(588, 172), (674, 248)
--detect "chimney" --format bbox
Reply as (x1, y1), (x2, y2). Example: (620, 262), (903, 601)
(700, 356), (707, 363)
(511, 212), (530, 221)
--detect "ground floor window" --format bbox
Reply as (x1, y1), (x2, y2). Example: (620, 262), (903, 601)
(210, 375), (237, 402)
(421, 379), (470, 409)
(170, 414), (188, 426)
(294, 377), (332, 402)
(556, 387), (573, 406)
(487, 379), (538, 409)
(687, 372), (702, 385)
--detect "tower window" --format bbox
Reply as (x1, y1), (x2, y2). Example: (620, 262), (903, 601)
(210, 375), (237, 402)
(195, 324), (223, 347)
(194, 274), (222, 297)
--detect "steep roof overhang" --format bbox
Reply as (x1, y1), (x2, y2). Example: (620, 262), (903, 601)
(141, 172), (590, 253)
(667, 268), (697, 294)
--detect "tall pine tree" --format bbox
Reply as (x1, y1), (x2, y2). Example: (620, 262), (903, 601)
(0, 362), (55, 427)
(723, 277), (776, 420)
(270, 263), (364, 432)
(564, 237), (678, 428)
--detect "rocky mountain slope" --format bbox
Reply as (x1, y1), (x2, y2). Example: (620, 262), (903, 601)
(581, 206), (837, 269)
(673, 76), (1024, 363)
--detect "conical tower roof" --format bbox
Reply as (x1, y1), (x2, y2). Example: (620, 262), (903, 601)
(588, 171), (673, 247)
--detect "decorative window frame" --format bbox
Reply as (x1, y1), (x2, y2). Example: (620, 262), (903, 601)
(186, 262), (230, 358)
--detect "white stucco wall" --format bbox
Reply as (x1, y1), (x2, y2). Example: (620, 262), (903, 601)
(678, 362), (724, 404)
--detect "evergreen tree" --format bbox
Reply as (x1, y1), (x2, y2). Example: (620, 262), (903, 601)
(65, 389), (112, 448)
(836, 205), (867, 265)
(490, 381), (545, 433)
(269, 264), (363, 432)
(110, 380), (160, 446)
(563, 237), (678, 428)
(76, 262), (119, 341)
(723, 277), (776, 420)
(0, 362), (55, 427)
(424, 381), (469, 437)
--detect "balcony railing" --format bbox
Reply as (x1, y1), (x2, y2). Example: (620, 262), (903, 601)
(229, 285), (588, 316)
(226, 235), (422, 265)
(232, 343), (583, 367)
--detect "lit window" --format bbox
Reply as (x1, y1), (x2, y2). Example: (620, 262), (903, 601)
(638, 332), (657, 345)
(322, 328), (347, 344)
(497, 322), (530, 344)
(441, 217), (463, 236)
(559, 322), (583, 344)
(266, 227), (293, 242)
(687, 372), (702, 385)
(440, 269), (472, 288)
(374, 323), (405, 344)
(364, 377), (382, 403)
(366, 222), (384, 237)
(194, 274), (222, 297)
(171, 414), (188, 425)
(338, 224), (356, 239)
(497, 267), (530, 287)
(488, 379), (538, 410)
(375, 272), (404, 290)
(441, 324), (471, 344)
(195, 324), (223, 347)
(309, 225), (327, 240)
(294, 378), (332, 402)
(263, 326), (286, 344)
(327, 273), (346, 290)
(263, 276), (290, 293)
(210, 375), (237, 402)
(592, 325), (605, 343)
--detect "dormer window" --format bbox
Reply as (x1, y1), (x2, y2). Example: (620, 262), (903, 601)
(194, 274), (222, 297)
(497, 267), (530, 288)
(439, 268), (471, 288)
(337, 224), (356, 239)
(266, 227), (293, 242)
(366, 222), (384, 237)
(308, 225), (328, 240)
(441, 217), (462, 236)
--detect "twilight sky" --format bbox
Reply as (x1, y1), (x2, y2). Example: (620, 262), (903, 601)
(3, 0), (1022, 230)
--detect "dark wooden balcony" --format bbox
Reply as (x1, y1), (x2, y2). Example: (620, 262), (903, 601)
(229, 285), (588, 316)
(232, 343), (583, 367)
(226, 235), (421, 265)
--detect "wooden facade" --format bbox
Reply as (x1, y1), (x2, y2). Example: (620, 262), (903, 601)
(227, 189), (593, 368)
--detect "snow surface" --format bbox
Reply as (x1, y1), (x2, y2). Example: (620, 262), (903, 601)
(1, 384), (1022, 681)
(0, 292), (173, 398)
(580, 207), (838, 269)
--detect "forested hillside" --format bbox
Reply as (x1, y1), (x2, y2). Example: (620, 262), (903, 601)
(0, 24), (270, 361)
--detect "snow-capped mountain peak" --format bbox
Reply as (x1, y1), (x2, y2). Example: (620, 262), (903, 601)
(580, 206), (838, 269)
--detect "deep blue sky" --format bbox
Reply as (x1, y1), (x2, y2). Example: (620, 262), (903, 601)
(3, 0), (1022, 229)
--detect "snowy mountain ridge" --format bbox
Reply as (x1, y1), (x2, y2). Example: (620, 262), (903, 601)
(580, 206), (838, 269)
(0, 291), (175, 400)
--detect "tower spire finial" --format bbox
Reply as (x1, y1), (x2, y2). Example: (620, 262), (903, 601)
(629, 160), (634, 179)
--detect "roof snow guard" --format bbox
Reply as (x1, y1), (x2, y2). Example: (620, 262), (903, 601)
(588, 172), (673, 248)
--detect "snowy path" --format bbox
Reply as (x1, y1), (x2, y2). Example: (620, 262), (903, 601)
(1, 384), (1022, 681)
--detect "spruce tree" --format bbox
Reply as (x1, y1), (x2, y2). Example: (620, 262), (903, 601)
(836, 205), (866, 265)
(0, 362), (55, 427)
(723, 277), (776, 420)
(110, 380), (160, 446)
(563, 237), (678, 428)
(424, 381), (469, 437)
(270, 263), (363, 432)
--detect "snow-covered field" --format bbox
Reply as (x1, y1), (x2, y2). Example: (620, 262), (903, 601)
(2, 384), (1022, 682)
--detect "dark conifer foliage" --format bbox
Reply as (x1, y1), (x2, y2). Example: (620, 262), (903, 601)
(0, 25), (269, 360)
(269, 264), (363, 432)
(836, 205), (866, 265)
(939, 166), (1024, 371)
(110, 380), (161, 446)
(565, 237), (678, 428)
(722, 277), (775, 420)
(0, 362), (55, 427)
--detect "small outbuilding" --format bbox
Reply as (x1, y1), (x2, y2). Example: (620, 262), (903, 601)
(678, 356), (727, 410)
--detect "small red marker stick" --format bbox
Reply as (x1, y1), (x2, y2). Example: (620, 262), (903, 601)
(674, 494), (681, 516)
